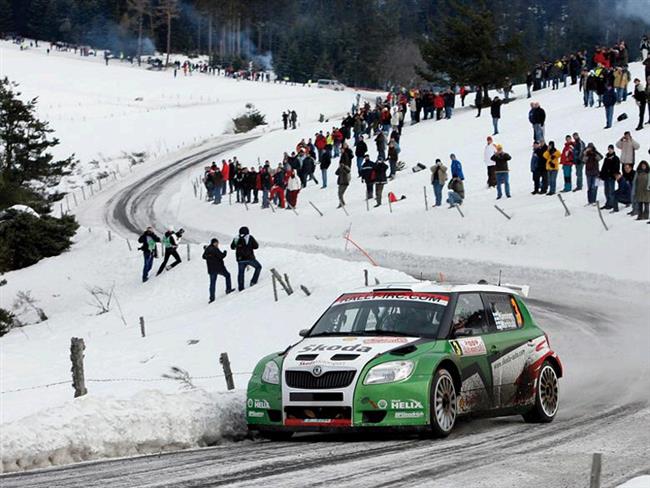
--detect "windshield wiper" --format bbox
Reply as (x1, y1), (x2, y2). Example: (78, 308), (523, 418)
(307, 331), (350, 337)
(355, 330), (420, 337)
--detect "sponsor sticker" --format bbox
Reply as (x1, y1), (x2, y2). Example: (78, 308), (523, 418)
(377, 399), (388, 409)
(247, 411), (264, 418)
(449, 337), (487, 356)
(335, 292), (449, 306)
(362, 337), (410, 344)
(390, 399), (423, 410)
(395, 411), (425, 419)
(247, 399), (270, 409)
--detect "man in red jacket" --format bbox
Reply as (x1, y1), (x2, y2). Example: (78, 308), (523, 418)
(221, 159), (230, 196)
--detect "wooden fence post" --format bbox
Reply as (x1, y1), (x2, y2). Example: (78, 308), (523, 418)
(272, 273), (279, 302)
(300, 285), (311, 296)
(365, 198), (370, 212)
(589, 453), (602, 488)
(220, 352), (235, 390)
(70, 337), (87, 398)
(72, 192), (78, 207)
(454, 204), (465, 218)
(557, 194), (571, 216)
(65, 195), (71, 212)
(81, 186), (86, 200)
(186, 243), (191, 261)
(126, 239), (132, 251)
(108, 230), (112, 242)
(364, 269), (369, 287)
(494, 204), (512, 220)
(60, 203), (64, 217)
(388, 197), (393, 213)
(139, 316), (146, 337)
(423, 186), (429, 211)
(284, 273), (294, 295)
(270, 268), (293, 295)
(340, 205), (349, 216)
(309, 201), (324, 217)
(596, 203), (609, 231)
(98, 178), (103, 191)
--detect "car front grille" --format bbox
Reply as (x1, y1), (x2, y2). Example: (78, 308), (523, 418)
(285, 370), (356, 389)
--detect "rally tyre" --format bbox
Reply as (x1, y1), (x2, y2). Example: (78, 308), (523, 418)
(258, 430), (294, 442)
(430, 368), (457, 438)
(523, 360), (559, 423)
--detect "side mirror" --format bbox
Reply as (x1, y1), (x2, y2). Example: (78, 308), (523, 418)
(299, 329), (309, 337)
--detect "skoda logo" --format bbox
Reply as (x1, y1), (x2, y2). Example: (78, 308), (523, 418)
(312, 365), (323, 377)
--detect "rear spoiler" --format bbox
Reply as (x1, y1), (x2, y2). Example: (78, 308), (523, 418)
(501, 283), (530, 297)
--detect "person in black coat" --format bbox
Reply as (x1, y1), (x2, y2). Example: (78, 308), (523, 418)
(475, 89), (483, 117)
(320, 148), (331, 189)
(374, 159), (389, 206)
(600, 145), (621, 209)
(138, 226), (160, 282)
(202, 238), (233, 302)
(156, 228), (183, 276)
(490, 96), (502, 135)
(230, 226), (262, 291)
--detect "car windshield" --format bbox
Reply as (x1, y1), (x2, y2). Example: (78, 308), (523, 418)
(309, 292), (450, 338)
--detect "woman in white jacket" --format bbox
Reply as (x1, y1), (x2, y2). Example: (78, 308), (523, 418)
(286, 170), (302, 209)
(484, 136), (497, 188)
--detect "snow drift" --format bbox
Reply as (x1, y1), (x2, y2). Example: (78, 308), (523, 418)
(0, 389), (246, 473)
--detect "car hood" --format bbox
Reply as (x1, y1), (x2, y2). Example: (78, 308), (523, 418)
(284, 335), (422, 371)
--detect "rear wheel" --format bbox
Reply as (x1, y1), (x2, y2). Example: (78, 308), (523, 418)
(523, 360), (559, 423)
(430, 368), (457, 437)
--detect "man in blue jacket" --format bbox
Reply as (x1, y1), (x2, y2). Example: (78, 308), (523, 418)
(612, 172), (631, 212)
(450, 154), (465, 181)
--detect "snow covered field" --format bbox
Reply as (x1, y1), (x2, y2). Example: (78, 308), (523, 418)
(1, 38), (649, 484)
(0, 40), (353, 191)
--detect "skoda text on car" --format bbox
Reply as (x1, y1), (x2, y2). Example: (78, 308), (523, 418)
(246, 283), (562, 439)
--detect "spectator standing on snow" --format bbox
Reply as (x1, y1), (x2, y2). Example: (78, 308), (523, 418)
(157, 227), (182, 276)
(282, 111), (289, 130)
(336, 156), (352, 208)
(633, 160), (650, 220)
(640, 35), (649, 62)
(355, 136), (368, 176)
(560, 135), (575, 192)
(603, 85), (617, 129)
(572, 132), (586, 191)
(475, 89), (483, 117)
(491, 144), (512, 199)
(543, 141), (561, 195)
(290, 110), (298, 129)
(375, 131), (387, 161)
(138, 226), (160, 282)
(616, 131), (640, 166)
(430, 158), (448, 207)
(286, 170), (301, 208)
(491, 96), (502, 135)
(633, 78), (647, 131)
(484, 136), (497, 188)
(202, 238), (233, 303)
(530, 141), (541, 194)
(360, 155), (376, 201)
(374, 158), (389, 206)
(447, 176), (465, 207)
(387, 140), (399, 179)
(231, 226), (262, 291)
(600, 145), (620, 209)
(529, 102), (546, 142)
(320, 147), (332, 189)
(533, 140), (549, 195)
(450, 154), (465, 181)
(584, 143), (603, 205)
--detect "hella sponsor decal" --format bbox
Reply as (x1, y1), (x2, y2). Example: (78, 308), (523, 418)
(247, 411), (264, 418)
(363, 337), (409, 344)
(395, 411), (425, 419)
(376, 399), (423, 410)
(335, 292), (450, 306)
(247, 398), (270, 409)
(450, 337), (487, 356)
(299, 343), (372, 353)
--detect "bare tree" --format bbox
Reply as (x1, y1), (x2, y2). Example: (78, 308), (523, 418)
(126, 0), (152, 60)
(157, 0), (180, 68)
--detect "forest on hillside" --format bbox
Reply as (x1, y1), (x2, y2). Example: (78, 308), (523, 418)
(1, 0), (648, 88)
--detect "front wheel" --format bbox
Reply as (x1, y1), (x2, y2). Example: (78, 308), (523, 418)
(523, 360), (559, 423)
(430, 368), (457, 437)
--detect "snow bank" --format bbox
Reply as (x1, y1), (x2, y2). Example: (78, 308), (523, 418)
(0, 388), (246, 473)
(617, 476), (650, 488)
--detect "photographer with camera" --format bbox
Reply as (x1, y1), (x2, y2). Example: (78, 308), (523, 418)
(202, 238), (234, 303)
(137, 226), (161, 282)
(230, 226), (262, 291)
(156, 226), (184, 276)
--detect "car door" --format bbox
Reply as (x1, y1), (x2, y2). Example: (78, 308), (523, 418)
(481, 293), (539, 409)
(448, 293), (494, 414)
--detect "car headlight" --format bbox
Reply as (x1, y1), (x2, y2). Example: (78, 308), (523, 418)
(364, 360), (415, 385)
(261, 360), (280, 384)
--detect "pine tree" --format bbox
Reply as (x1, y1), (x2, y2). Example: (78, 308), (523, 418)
(0, 0), (14, 34)
(418, 0), (525, 90)
(0, 78), (75, 212)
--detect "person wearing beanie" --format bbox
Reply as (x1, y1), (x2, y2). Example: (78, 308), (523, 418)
(230, 226), (262, 291)
(202, 238), (233, 303)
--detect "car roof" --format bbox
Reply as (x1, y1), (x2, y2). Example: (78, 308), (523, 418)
(349, 281), (527, 296)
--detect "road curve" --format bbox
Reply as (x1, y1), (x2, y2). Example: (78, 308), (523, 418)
(3, 136), (648, 488)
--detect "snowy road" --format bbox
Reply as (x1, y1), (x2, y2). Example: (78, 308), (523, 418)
(5, 136), (648, 487)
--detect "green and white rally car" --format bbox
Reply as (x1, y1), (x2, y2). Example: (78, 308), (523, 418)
(247, 283), (562, 438)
